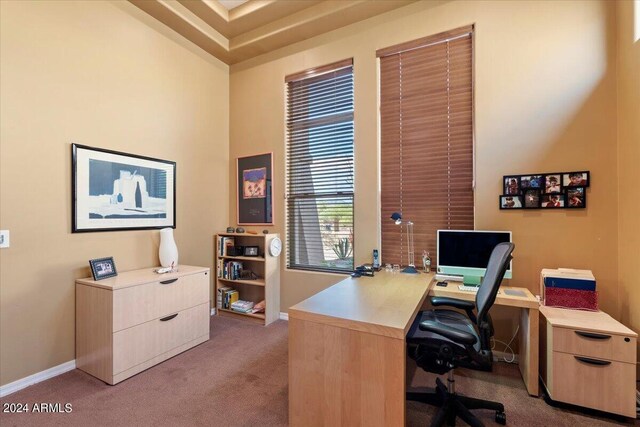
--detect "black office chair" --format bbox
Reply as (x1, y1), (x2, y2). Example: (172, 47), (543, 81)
(406, 242), (515, 427)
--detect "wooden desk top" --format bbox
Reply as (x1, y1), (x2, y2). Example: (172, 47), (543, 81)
(540, 305), (637, 337)
(429, 283), (539, 309)
(288, 271), (434, 340)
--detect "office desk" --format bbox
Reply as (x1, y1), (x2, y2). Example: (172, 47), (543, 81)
(429, 284), (539, 396)
(289, 272), (433, 427)
(288, 272), (539, 426)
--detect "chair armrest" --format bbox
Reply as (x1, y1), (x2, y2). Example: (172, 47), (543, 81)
(430, 296), (475, 310)
(430, 297), (478, 323)
(418, 320), (478, 346)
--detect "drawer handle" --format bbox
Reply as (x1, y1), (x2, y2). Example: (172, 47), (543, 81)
(574, 330), (611, 340)
(160, 313), (178, 322)
(574, 356), (611, 366)
(160, 278), (178, 285)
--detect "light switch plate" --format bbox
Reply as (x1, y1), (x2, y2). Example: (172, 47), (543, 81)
(0, 230), (10, 248)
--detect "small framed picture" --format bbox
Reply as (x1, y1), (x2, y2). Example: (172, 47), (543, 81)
(566, 187), (586, 208)
(520, 175), (544, 190)
(243, 246), (260, 257)
(544, 174), (562, 194)
(541, 194), (564, 208)
(563, 171), (589, 188)
(89, 257), (117, 280)
(503, 176), (521, 195)
(523, 189), (541, 208)
(500, 195), (523, 209)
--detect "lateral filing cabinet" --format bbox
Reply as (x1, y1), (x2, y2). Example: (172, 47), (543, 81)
(540, 305), (637, 417)
(76, 265), (210, 385)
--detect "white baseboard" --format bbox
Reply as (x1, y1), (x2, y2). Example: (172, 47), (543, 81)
(279, 312), (289, 321)
(0, 360), (76, 398)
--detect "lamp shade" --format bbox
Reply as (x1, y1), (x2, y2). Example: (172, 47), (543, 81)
(390, 212), (402, 225)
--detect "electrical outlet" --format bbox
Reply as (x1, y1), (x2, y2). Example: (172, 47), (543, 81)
(0, 230), (10, 248)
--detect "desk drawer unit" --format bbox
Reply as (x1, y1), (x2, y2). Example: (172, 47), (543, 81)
(540, 306), (637, 418)
(76, 266), (210, 385)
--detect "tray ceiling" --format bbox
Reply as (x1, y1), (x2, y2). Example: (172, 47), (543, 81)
(129, 0), (417, 65)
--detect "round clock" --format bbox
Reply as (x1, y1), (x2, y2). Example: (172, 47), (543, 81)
(269, 237), (282, 257)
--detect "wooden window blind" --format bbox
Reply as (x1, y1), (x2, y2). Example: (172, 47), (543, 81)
(378, 26), (474, 268)
(285, 59), (354, 273)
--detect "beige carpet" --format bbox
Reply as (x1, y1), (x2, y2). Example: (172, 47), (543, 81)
(0, 316), (634, 426)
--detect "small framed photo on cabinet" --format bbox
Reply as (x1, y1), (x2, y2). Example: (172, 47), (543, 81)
(89, 257), (118, 281)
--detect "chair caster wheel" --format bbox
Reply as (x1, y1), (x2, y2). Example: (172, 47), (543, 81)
(495, 411), (506, 425)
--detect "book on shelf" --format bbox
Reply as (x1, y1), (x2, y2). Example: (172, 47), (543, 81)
(217, 286), (231, 309)
(217, 236), (235, 257)
(221, 289), (239, 309)
(231, 300), (255, 313)
(222, 260), (243, 280)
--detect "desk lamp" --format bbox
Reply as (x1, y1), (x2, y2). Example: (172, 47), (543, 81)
(390, 212), (419, 274)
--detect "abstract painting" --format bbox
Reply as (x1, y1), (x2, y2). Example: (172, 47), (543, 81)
(72, 144), (176, 232)
(237, 153), (273, 225)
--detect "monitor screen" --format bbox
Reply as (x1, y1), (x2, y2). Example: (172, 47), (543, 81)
(437, 230), (512, 271)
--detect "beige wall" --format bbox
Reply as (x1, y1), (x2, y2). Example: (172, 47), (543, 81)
(229, 0), (619, 343)
(0, 1), (229, 386)
(616, 0), (640, 378)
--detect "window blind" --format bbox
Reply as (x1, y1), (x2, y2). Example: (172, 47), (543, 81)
(286, 59), (354, 273)
(378, 26), (474, 268)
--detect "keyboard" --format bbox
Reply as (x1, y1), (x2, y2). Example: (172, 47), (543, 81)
(457, 285), (500, 294)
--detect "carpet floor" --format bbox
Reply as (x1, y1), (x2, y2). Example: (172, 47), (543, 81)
(0, 316), (635, 426)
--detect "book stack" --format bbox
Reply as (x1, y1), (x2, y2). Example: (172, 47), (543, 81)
(540, 268), (597, 311)
(217, 287), (239, 310)
(231, 300), (254, 313)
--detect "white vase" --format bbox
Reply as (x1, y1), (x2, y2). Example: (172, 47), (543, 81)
(159, 228), (179, 268)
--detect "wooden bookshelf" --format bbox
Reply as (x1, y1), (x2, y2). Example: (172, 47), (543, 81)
(214, 232), (280, 325)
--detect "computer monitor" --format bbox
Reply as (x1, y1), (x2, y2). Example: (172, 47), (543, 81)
(436, 230), (512, 285)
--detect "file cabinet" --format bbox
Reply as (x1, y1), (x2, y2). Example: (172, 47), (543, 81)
(540, 305), (637, 417)
(76, 265), (210, 384)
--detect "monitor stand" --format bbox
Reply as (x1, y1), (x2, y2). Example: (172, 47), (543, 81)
(462, 275), (482, 286)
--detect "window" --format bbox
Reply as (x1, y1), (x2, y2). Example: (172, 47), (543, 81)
(378, 26), (474, 267)
(285, 59), (355, 273)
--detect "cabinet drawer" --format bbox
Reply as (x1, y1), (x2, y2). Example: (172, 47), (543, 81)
(112, 302), (209, 375)
(113, 272), (209, 331)
(551, 351), (636, 417)
(553, 327), (636, 363)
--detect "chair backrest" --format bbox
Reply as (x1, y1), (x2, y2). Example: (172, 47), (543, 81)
(475, 242), (515, 324)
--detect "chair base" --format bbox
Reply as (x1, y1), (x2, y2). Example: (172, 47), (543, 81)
(407, 377), (506, 427)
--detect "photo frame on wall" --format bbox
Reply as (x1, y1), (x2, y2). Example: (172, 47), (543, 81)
(237, 152), (274, 225)
(499, 195), (523, 209)
(500, 171), (589, 210)
(72, 144), (176, 233)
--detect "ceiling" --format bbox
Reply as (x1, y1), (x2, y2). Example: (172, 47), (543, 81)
(129, 0), (417, 65)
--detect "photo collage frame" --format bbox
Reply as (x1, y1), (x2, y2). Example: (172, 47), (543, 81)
(500, 171), (589, 210)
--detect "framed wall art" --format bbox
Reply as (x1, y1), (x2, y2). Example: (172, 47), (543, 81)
(72, 144), (176, 232)
(237, 152), (274, 225)
(500, 170), (589, 210)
